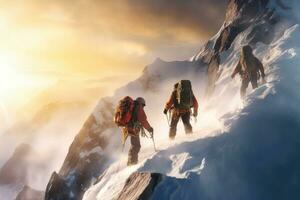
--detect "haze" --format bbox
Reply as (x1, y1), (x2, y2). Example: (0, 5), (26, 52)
(0, 0), (225, 128)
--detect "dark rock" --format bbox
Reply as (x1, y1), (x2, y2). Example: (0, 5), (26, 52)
(45, 172), (71, 200)
(276, 0), (291, 10)
(197, 0), (270, 64)
(45, 99), (115, 200)
(214, 25), (244, 52)
(15, 185), (44, 200)
(116, 172), (163, 200)
(197, 0), (294, 96)
(225, 0), (269, 25)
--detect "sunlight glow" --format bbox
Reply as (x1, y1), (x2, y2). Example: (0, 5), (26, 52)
(0, 54), (53, 108)
(0, 55), (19, 92)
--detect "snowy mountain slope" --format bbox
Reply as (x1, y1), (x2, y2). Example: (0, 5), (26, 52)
(45, 56), (209, 200)
(46, 0), (300, 200)
(83, 22), (300, 200)
(82, 2), (300, 200)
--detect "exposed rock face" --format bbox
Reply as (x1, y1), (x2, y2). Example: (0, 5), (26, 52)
(45, 172), (70, 200)
(15, 185), (44, 200)
(225, 0), (269, 24)
(116, 172), (163, 200)
(0, 143), (32, 185)
(194, 0), (293, 97)
(45, 99), (116, 200)
(195, 0), (276, 63)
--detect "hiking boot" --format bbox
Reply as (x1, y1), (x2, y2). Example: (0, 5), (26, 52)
(169, 136), (175, 140)
(127, 160), (138, 166)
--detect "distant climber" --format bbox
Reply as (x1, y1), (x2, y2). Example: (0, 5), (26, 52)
(114, 97), (153, 166)
(164, 80), (198, 140)
(231, 45), (266, 98)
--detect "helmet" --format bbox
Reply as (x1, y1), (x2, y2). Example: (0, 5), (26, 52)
(242, 45), (252, 55)
(136, 97), (146, 106)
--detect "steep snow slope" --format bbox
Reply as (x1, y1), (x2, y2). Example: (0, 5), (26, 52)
(45, 0), (300, 199)
(82, 2), (300, 200)
(45, 56), (209, 200)
(83, 23), (300, 200)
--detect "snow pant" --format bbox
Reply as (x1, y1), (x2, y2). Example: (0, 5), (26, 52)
(240, 74), (258, 98)
(128, 134), (141, 165)
(169, 109), (192, 139)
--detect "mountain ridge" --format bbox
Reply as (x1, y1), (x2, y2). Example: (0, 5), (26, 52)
(45, 0), (299, 199)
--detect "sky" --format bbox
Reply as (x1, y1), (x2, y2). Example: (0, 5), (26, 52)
(0, 0), (226, 109)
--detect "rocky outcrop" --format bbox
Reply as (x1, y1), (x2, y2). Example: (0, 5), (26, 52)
(195, 0), (277, 63)
(45, 172), (71, 200)
(15, 185), (44, 200)
(0, 143), (32, 185)
(116, 172), (163, 200)
(195, 0), (293, 97)
(45, 99), (116, 200)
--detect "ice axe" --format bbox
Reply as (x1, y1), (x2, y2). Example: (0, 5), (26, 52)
(165, 110), (171, 127)
(192, 111), (198, 124)
(194, 116), (198, 124)
(141, 127), (157, 152)
(150, 131), (157, 152)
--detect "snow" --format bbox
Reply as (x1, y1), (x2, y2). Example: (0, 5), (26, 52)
(83, 2), (300, 200)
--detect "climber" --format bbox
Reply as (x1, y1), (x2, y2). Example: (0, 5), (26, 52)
(163, 80), (198, 140)
(114, 97), (153, 166)
(231, 45), (266, 98)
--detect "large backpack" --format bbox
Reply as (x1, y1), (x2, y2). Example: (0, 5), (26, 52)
(114, 96), (135, 127)
(175, 80), (193, 109)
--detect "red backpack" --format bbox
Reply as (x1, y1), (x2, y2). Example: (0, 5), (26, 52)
(114, 96), (135, 127)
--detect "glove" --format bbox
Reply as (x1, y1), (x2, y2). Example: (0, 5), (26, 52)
(148, 127), (154, 133)
(163, 108), (168, 115)
(193, 111), (198, 117)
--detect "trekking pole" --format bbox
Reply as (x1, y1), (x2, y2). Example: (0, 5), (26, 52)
(142, 127), (157, 152)
(121, 142), (125, 153)
(150, 131), (157, 152)
(165, 113), (170, 127)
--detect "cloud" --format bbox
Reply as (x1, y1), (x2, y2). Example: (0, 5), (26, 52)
(4, 0), (226, 53)
(54, 0), (227, 46)
(0, 0), (227, 91)
(59, 0), (227, 61)
(125, 0), (227, 37)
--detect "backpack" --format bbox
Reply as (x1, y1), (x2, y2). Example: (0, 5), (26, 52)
(114, 96), (135, 127)
(175, 80), (193, 109)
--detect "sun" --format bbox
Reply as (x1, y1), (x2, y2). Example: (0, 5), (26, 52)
(0, 55), (39, 100)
